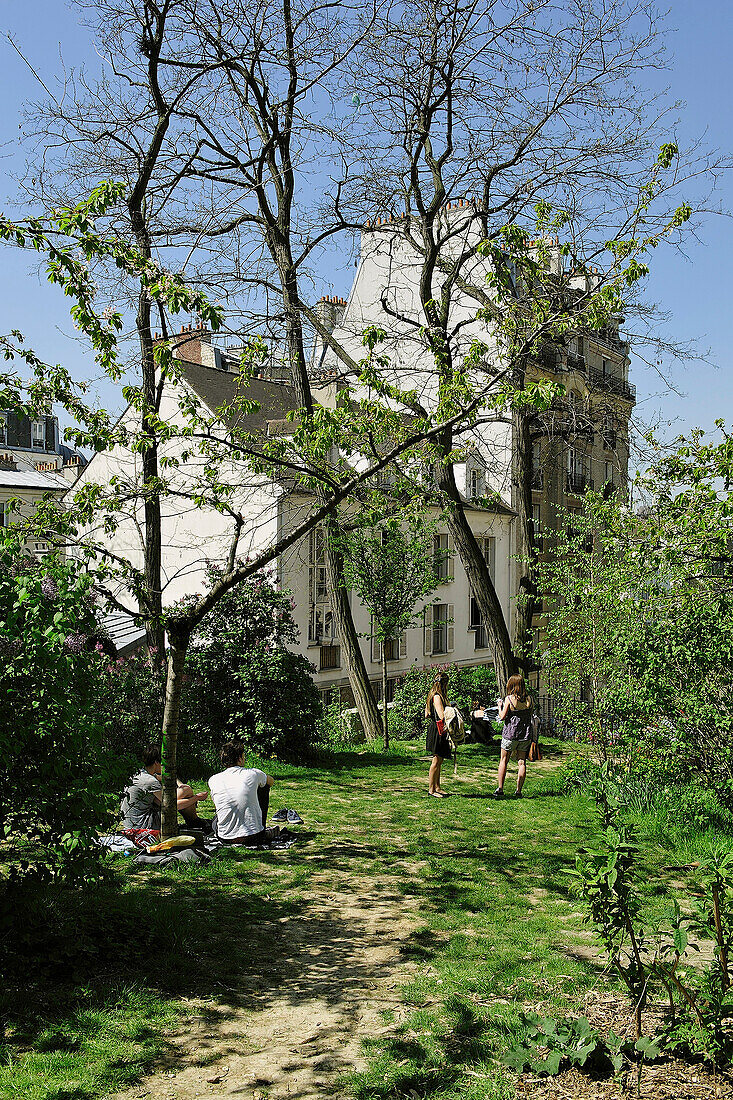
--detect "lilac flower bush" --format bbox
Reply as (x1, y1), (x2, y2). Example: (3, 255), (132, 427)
(0, 533), (109, 884)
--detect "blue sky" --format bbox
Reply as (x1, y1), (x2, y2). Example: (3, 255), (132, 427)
(0, 0), (730, 440)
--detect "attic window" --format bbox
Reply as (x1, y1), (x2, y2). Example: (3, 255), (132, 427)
(32, 420), (45, 449)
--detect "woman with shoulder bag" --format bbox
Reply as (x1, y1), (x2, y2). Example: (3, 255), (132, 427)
(425, 672), (452, 797)
(494, 674), (533, 799)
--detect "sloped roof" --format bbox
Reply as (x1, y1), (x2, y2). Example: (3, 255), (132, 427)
(179, 363), (297, 435)
(0, 468), (68, 491)
(101, 611), (147, 656)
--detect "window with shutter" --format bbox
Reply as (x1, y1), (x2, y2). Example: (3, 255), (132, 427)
(479, 536), (496, 580)
(399, 631), (408, 659)
(431, 604), (450, 654)
(469, 595), (481, 630)
(433, 533), (450, 580)
(446, 604), (454, 653)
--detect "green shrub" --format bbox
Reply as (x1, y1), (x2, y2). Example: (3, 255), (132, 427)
(390, 663), (498, 740)
(657, 785), (733, 836)
(178, 570), (323, 770)
(98, 651), (166, 785)
(0, 535), (110, 884)
(316, 699), (363, 750)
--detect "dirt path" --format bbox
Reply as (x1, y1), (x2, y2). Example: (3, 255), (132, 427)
(114, 874), (420, 1100)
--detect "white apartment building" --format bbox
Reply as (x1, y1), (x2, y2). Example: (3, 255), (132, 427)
(70, 336), (514, 698)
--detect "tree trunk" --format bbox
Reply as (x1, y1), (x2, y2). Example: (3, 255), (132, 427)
(323, 526), (383, 742)
(512, 404), (539, 660)
(436, 459), (517, 690)
(160, 625), (190, 838)
(136, 283), (165, 655)
(382, 649), (389, 751)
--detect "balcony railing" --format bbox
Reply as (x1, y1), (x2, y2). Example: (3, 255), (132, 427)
(566, 474), (594, 494)
(588, 366), (636, 402)
(589, 329), (628, 354)
(536, 344), (560, 370)
(565, 352), (586, 373)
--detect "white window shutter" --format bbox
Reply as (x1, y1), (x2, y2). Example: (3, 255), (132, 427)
(423, 606), (433, 655)
(371, 619), (382, 664)
(399, 631), (408, 659)
(487, 537), (496, 581)
(447, 604), (455, 653)
(447, 534), (454, 578)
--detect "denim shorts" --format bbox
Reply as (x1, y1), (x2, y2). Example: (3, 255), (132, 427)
(501, 737), (531, 755)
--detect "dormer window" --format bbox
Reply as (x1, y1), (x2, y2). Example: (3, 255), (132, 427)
(468, 466), (484, 500)
(32, 420), (45, 449)
(0, 412), (6, 446)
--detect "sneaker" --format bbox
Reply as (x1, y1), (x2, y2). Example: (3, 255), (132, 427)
(493, 788), (504, 800)
(270, 808), (289, 823)
(286, 809), (304, 825)
(514, 790), (523, 799)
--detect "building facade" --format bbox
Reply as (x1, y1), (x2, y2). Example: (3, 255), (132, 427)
(0, 410), (87, 553)
(71, 344), (515, 695)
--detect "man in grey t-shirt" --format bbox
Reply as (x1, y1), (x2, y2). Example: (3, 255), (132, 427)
(120, 745), (210, 830)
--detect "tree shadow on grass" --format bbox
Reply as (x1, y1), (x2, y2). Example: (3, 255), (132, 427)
(2, 854), (420, 1100)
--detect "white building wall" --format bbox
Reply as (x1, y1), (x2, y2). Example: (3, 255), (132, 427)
(318, 217), (515, 505)
(70, 379), (281, 610)
(279, 493), (514, 696)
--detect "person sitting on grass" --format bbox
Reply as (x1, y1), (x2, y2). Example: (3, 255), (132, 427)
(208, 740), (276, 846)
(120, 744), (211, 832)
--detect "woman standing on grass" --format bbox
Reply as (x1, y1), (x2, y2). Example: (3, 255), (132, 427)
(426, 672), (452, 797)
(494, 674), (533, 799)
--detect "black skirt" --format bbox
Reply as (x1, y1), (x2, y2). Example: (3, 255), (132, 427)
(426, 717), (452, 759)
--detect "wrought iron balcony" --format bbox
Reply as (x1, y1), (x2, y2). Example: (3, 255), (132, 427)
(566, 474), (594, 494)
(535, 344), (561, 371)
(565, 352), (586, 373)
(589, 329), (628, 354)
(588, 366), (636, 402)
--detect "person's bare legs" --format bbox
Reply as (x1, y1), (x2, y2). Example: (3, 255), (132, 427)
(496, 747), (510, 793)
(428, 755), (442, 795)
(177, 789), (209, 826)
(516, 752), (528, 794)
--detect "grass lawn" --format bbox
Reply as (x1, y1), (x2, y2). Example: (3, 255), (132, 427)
(2, 738), (728, 1100)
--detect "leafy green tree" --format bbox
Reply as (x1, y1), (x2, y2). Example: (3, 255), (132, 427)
(536, 493), (647, 758)
(539, 424), (733, 778)
(0, 534), (109, 884)
(342, 517), (438, 749)
(179, 570), (322, 766)
(1, 188), (478, 834)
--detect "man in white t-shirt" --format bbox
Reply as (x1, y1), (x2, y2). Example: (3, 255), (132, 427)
(209, 740), (275, 845)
